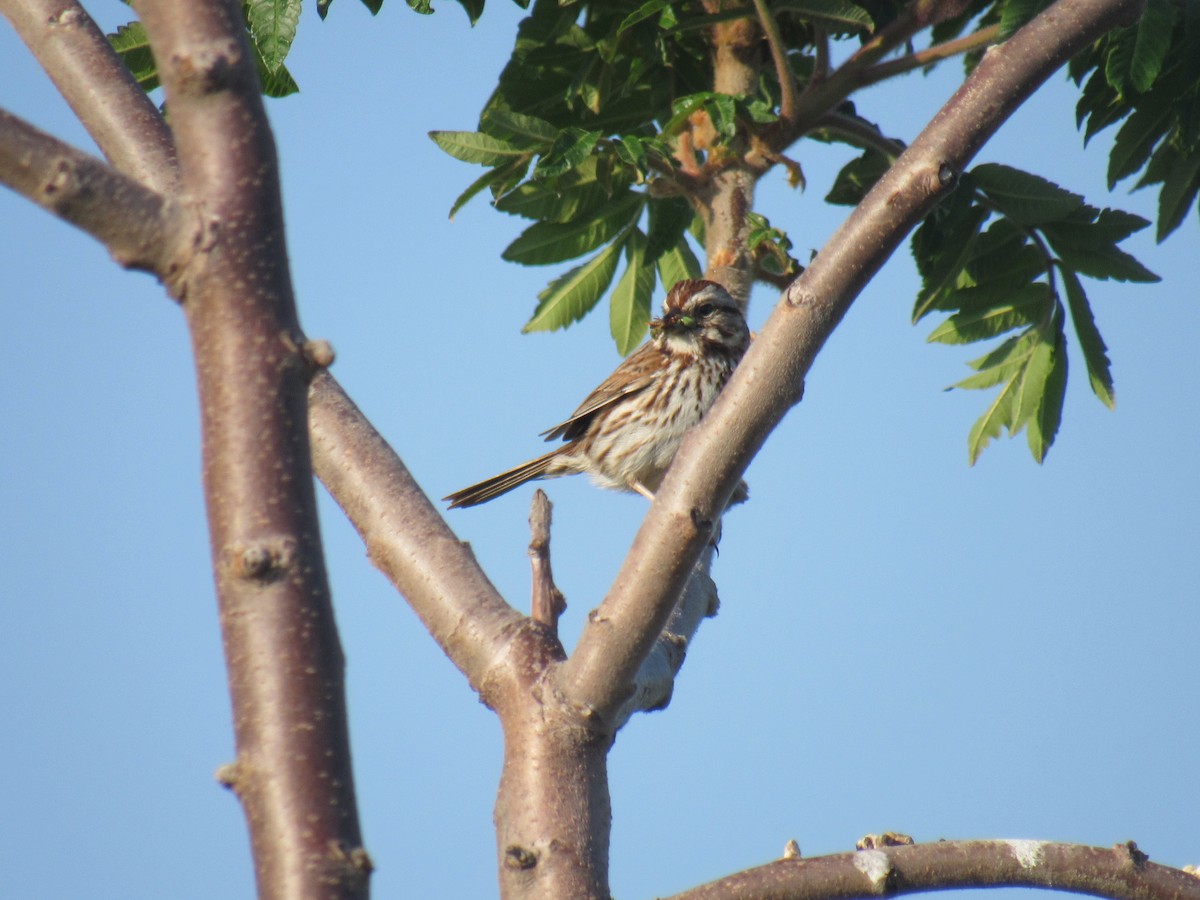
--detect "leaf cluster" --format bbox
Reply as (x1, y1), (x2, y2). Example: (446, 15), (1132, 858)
(910, 164), (1157, 463)
(1070, 0), (1200, 240)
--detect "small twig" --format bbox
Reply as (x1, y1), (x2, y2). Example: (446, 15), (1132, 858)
(529, 490), (566, 632)
(815, 110), (907, 158)
(752, 0), (798, 120)
(861, 24), (1002, 87)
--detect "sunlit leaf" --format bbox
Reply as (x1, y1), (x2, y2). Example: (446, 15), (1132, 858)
(107, 22), (159, 92)
(243, 0), (301, 74)
(429, 131), (529, 165)
(1058, 266), (1115, 408)
(481, 109), (559, 146)
(503, 192), (644, 265)
(610, 230), (656, 355)
(926, 284), (1051, 344)
(656, 238), (702, 290)
(971, 163), (1084, 225)
(523, 237), (625, 333)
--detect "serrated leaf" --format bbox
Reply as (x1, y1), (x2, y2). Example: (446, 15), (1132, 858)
(317, 0), (332, 19)
(1105, 27), (1137, 96)
(610, 230), (656, 354)
(953, 330), (1041, 390)
(777, 0), (874, 32)
(523, 237), (625, 333)
(1026, 331), (1067, 462)
(911, 197), (989, 322)
(448, 156), (529, 220)
(967, 372), (1021, 464)
(971, 163), (1084, 225)
(1155, 148), (1200, 241)
(1042, 209), (1159, 282)
(407, 0), (432, 12)
(503, 191), (643, 265)
(481, 109), (559, 146)
(963, 219), (1046, 287)
(1107, 97), (1172, 188)
(1013, 334), (1055, 438)
(1059, 266), (1115, 408)
(533, 127), (601, 179)
(361, 0), (383, 12)
(254, 53), (299, 97)
(107, 22), (159, 92)
(244, 0), (301, 74)
(926, 284), (1051, 344)
(656, 238), (702, 290)
(494, 171), (611, 223)
(429, 131), (529, 166)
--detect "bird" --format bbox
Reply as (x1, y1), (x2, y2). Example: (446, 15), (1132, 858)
(444, 278), (750, 509)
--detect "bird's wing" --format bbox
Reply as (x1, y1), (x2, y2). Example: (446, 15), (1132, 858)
(539, 342), (663, 443)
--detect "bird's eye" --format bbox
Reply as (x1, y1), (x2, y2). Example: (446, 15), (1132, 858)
(696, 303), (714, 318)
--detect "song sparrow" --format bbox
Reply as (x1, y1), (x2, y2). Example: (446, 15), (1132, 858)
(444, 278), (750, 509)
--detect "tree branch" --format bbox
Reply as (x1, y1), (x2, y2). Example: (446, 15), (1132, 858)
(129, 2), (367, 896)
(753, 0), (798, 121)
(528, 490), (566, 632)
(0, 0), (177, 191)
(558, 0), (1142, 726)
(860, 25), (1002, 88)
(0, 109), (183, 273)
(666, 839), (1200, 900)
(307, 372), (527, 695)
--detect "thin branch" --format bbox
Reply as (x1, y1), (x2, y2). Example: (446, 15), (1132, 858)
(861, 24), (1002, 87)
(0, 0), (177, 191)
(0, 109), (183, 273)
(753, 0), (798, 120)
(307, 372), (527, 692)
(528, 490), (566, 632)
(665, 839), (1200, 900)
(813, 111), (906, 158)
(558, 0), (1143, 726)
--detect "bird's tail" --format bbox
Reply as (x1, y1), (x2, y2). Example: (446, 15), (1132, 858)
(444, 448), (565, 509)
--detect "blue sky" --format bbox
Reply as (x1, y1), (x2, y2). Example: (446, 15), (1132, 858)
(1, 2), (1197, 897)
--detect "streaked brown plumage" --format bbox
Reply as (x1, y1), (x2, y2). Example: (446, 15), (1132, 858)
(444, 279), (749, 509)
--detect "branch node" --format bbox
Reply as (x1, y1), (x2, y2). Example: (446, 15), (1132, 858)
(1006, 838), (1048, 869)
(852, 848), (895, 888)
(214, 761), (242, 791)
(170, 38), (248, 95)
(1115, 840), (1150, 868)
(857, 832), (914, 850)
(937, 162), (959, 188)
(302, 339), (336, 372)
(227, 537), (297, 583)
(782, 839), (802, 859)
(503, 845), (538, 871)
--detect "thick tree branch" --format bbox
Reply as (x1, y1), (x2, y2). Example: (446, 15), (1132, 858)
(666, 839), (1200, 900)
(0, 109), (183, 273)
(129, 2), (367, 897)
(559, 0), (1141, 726)
(0, 0), (177, 191)
(308, 372), (527, 695)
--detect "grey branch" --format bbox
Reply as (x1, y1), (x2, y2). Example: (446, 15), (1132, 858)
(0, 0), (177, 191)
(528, 490), (566, 632)
(308, 372), (526, 696)
(665, 839), (1200, 900)
(0, 109), (183, 273)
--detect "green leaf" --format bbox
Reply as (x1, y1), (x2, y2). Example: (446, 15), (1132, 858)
(107, 22), (159, 92)
(361, 0), (383, 12)
(1058, 266), (1115, 408)
(243, 0), (301, 74)
(962, 219), (1046, 287)
(999, 0), (1052, 41)
(250, 40), (299, 97)
(645, 197), (694, 261)
(480, 109), (559, 146)
(429, 131), (529, 166)
(953, 330), (1041, 390)
(494, 162), (614, 223)
(533, 127), (601, 179)
(524, 237), (625, 333)
(1155, 147), (1200, 241)
(1013, 333), (1055, 440)
(503, 191), (644, 265)
(1041, 208), (1159, 282)
(971, 163), (1084, 225)
(656, 237), (702, 290)
(448, 156), (529, 219)
(456, 0), (485, 24)
(1106, 95), (1172, 187)
(1025, 331), (1067, 462)
(777, 0), (874, 32)
(616, 0), (671, 35)
(825, 150), (890, 206)
(610, 230), (656, 354)
(911, 194), (989, 322)
(407, 0), (432, 13)
(926, 284), (1051, 344)
(967, 371), (1021, 464)
(1113, 0), (1178, 94)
